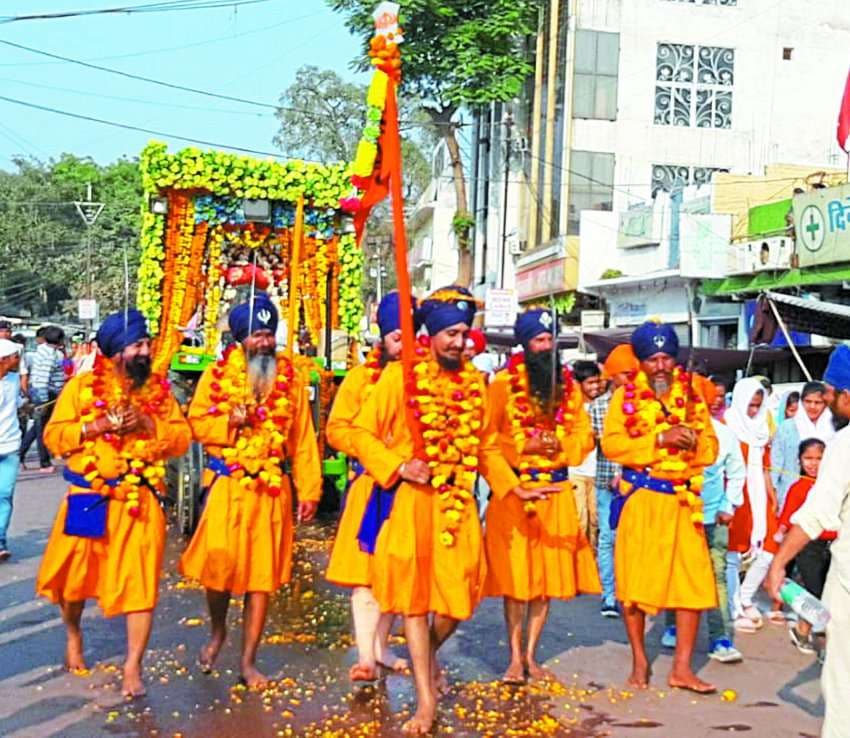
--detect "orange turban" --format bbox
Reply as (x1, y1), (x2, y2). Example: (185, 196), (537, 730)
(693, 374), (719, 407)
(602, 344), (638, 378)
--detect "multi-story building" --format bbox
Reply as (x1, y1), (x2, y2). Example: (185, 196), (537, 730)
(512, 0), (850, 316)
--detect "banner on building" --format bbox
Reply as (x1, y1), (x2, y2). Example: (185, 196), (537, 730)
(484, 288), (517, 327)
(793, 184), (850, 267)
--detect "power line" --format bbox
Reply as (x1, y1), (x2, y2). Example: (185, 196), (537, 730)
(0, 0), (272, 24)
(0, 93), (301, 159)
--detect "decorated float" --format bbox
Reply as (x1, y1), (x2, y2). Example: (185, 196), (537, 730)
(136, 141), (365, 531)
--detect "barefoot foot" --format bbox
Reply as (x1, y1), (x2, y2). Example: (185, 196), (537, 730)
(240, 665), (269, 690)
(627, 661), (650, 689)
(502, 661), (526, 684)
(122, 664), (147, 699)
(64, 633), (87, 673)
(668, 670), (716, 694)
(526, 660), (556, 683)
(430, 660), (449, 696)
(402, 696), (436, 735)
(198, 631), (225, 674)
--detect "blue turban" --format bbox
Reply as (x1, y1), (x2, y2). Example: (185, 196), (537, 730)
(515, 309), (555, 346)
(631, 321), (680, 361)
(824, 344), (850, 392)
(96, 309), (149, 358)
(376, 292), (419, 337)
(417, 286), (476, 336)
(229, 293), (279, 342)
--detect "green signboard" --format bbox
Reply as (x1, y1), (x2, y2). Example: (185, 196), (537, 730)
(793, 184), (850, 268)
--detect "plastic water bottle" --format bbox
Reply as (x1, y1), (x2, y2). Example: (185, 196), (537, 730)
(780, 579), (830, 631)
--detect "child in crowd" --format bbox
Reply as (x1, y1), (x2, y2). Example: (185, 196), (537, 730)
(773, 438), (833, 654)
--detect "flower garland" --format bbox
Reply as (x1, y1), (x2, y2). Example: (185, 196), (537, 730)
(409, 336), (485, 547)
(78, 355), (173, 519)
(338, 232), (364, 335)
(618, 367), (708, 525)
(206, 345), (296, 495)
(505, 352), (583, 514)
(136, 210), (166, 333)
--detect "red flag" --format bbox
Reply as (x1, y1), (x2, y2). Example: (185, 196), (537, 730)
(838, 67), (850, 153)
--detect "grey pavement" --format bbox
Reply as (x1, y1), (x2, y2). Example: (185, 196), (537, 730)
(0, 469), (825, 737)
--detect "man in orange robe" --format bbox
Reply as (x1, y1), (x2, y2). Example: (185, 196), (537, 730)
(180, 294), (321, 688)
(483, 309), (600, 683)
(349, 287), (558, 736)
(36, 309), (191, 697)
(601, 321), (718, 694)
(326, 292), (409, 682)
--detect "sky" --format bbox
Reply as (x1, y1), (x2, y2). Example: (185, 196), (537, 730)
(0, 0), (368, 168)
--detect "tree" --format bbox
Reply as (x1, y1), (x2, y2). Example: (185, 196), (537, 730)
(328, 0), (543, 285)
(274, 64), (435, 203)
(0, 154), (142, 321)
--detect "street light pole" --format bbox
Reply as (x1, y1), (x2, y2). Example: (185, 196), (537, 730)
(499, 111), (514, 290)
(73, 182), (104, 329)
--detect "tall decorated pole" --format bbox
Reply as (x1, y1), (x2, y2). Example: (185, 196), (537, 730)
(342, 2), (421, 447)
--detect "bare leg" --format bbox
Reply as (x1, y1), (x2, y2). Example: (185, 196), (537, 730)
(430, 614), (458, 695)
(240, 592), (269, 688)
(669, 609), (715, 693)
(123, 610), (153, 698)
(525, 598), (553, 681)
(60, 600), (86, 671)
(502, 597), (526, 683)
(402, 615), (436, 735)
(199, 588), (229, 672)
(350, 586), (380, 680)
(375, 612), (408, 672)
(622, 605), (650, 688)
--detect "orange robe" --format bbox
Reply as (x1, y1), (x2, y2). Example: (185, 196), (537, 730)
(36, 374), (191, 617)
(349, 362), (519, 621)
(483, 372), (601, 601)
(325, 364), (377, 588)
(179, 357), (322, 594)
(601, 384), (719, 614)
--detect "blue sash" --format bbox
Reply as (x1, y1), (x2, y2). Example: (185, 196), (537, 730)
(356, 481), (399, 554)
(610, 468), (678, 531)
(517, 467), (570, 483)
(206, 455), (232, 477)
(63, 466), (120, 488)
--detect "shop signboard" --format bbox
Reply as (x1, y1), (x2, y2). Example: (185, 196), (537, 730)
(484, 288), (517, 327)
(793, 183), (850, 267)
(515, 259), (566, 301)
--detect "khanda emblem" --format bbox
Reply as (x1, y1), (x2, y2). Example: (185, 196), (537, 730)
(539, 312), (553, 328)
(653, 334), (666, 349)
(257, 308), (272, 326)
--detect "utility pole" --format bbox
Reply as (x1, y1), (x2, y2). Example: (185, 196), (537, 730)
(73, 182), (104, 329)
(499, 111), (514, 289)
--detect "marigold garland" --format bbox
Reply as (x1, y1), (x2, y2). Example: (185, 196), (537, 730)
(617, 367), (708, 525)
(206, 345), (296, 495)
(78, 355), (173, 519)
(408, 336), (485, 547)
(505, 353), (582, 514)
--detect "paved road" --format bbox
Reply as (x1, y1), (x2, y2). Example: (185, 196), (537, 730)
(0, 469), (824, 737)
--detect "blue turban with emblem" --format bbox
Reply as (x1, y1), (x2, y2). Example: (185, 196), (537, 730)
(376, 291), (419, 337)
(630, 321), (680, 361)
(515, 309), (555, 346)
(417, 286), (477, 336)
(229, 293), (279, 342)
(824, 344), (850, 392)
(96, 309), (149, 358)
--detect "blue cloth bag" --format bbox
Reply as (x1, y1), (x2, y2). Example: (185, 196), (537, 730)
(64, 493), (108, 538)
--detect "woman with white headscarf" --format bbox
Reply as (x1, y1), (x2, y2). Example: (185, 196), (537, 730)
(725, 377), (780, 631)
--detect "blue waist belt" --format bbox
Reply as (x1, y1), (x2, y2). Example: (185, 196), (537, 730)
(351, 460), (365, 478)
(610, 468), (679, 530)
(356, 480), (399, 555)
(206, 455), (232, 477)
(63, 467), (120, 489)
(516, 467), (570, 483)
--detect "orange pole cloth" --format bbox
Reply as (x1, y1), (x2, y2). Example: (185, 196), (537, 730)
(286, 196), (305, 357)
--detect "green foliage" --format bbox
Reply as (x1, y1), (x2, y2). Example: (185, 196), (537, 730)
(600, 268), (624, 280)
(0, 154), (142, 319)
(451, 211), (474, 239)
(328, 0), (542, 111)
(273, 65), (435, 202)
(552, 292), (576, 314)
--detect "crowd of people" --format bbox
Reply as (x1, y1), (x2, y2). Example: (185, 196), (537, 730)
(0, 286), (848, 737)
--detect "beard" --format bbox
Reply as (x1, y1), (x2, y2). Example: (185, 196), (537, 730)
(651, 377), (671, 396)
(832, 409), (849, 431)
(436, 354), (462, 372)
(125, 356), (152, 389)
(246, 348), (276, 400)
(525, 349), (557, 408)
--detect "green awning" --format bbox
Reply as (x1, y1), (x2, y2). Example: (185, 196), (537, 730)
(703, 263), (850, 296)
